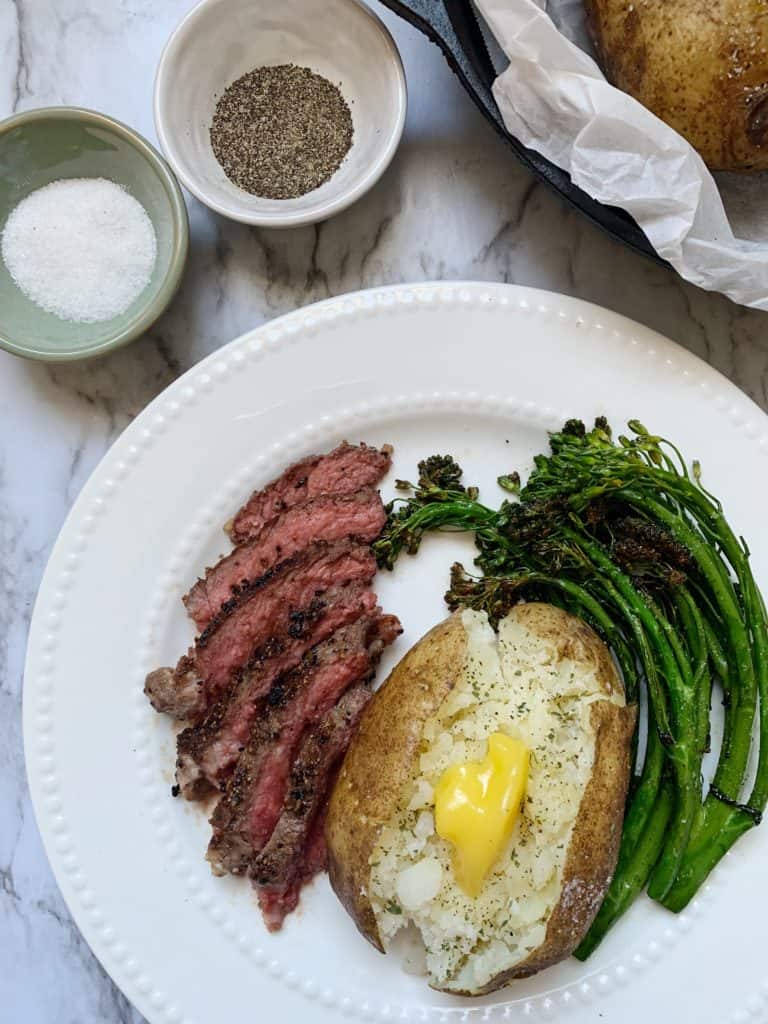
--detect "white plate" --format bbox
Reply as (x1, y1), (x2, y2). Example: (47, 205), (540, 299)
(24, 283), (768, 1024)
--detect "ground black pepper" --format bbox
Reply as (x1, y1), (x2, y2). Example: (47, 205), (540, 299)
(210, 64), (354, 200)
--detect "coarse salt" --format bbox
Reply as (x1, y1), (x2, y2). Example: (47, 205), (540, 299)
(1, 177), (157, 324)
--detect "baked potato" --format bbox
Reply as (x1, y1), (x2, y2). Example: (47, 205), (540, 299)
(585, 0), (768, 171)
(326, 604), (636, 995)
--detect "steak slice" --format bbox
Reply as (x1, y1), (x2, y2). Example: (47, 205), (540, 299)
(145, 602), (334, 724)
(205, 615), (400, 871)
(184, 490), (387, 631)
(256, 807), (328, 933)
(145, 660), (199, 720)
(147, 540), (377, 721)
(177, 589), (386, 800)
(251, 683), (374, 930)
(191, 539), (376, 696)
(229, 441), (392, 544)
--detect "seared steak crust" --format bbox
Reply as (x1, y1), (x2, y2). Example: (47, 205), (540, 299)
(206, 616), (399, 874)
(184, 490), (386, 631)
(193, 539), (376, 685)
(230, 441), (392, 544)
(176, 584), (380, 799)
(257, 808), (328, 933)
(149, 540), (377, 721)
(252, 683), (374, 930)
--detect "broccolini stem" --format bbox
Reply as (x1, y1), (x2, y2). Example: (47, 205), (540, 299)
(621, 724), (667, 856)
(563, 529), (697, 897)
(745, 574), (768, 813)
(663, 563), (768, 909)
(374, 497), (496, 570)
(562, 529), (678, 740)
(660, 810), (754, 913)
(623, 487), (765, 905)
(699, 610), (730, 705)
(673, 588), (711, 758)
(575, 775), (673, 960)
(623, 490), (757, 809)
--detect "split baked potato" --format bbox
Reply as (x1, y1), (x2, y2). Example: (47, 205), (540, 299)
(326, 604), (635, 995)
(585, 0), (768, 171)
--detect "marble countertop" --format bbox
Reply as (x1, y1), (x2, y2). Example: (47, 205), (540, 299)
(3, 2), (768, 1021)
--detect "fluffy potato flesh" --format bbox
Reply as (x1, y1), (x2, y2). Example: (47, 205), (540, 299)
(327, 604), (634, 995)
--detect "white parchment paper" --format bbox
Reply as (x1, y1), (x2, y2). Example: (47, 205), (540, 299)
(475, 0), (768, 310)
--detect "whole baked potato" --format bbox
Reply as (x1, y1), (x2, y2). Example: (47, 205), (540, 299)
(585, 0), (768, 171)
(326, 604), (636, 995)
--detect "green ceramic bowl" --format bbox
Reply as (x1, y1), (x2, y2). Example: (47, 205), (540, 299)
(0, 107), (189, 361)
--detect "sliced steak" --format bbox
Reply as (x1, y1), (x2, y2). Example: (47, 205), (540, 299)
(191, 539), (376, 695)
(178, 592), (388, 801)
(256, 807), (328, 933)
(149, 540), (377, 721)
(205, 615), (400, 871)
(145, 661), (199, 720)
(251, 683), (374, 930)
(184, 490), (387, 631)
(146, 601), (332, 725)
(229, 441), (392, 544)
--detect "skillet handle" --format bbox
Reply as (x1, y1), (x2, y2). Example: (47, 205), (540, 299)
(443, 0), (498, 93)
(379, 0), (505, 130)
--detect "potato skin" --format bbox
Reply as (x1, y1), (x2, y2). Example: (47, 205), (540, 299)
(585, 0), (768, 171)
(326, 615), (468, 950)
(325, 604), (636, 991)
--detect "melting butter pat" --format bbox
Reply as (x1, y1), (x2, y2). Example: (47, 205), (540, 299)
(434, 732), (529, 898)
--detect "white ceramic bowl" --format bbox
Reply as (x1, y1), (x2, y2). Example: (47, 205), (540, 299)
(154, 0), (407, 227)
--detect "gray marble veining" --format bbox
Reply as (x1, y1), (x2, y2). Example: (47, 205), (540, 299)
(2, 1), (768, 1021)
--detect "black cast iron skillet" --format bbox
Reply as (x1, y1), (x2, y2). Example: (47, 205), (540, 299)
(379, 0), (664, 266)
